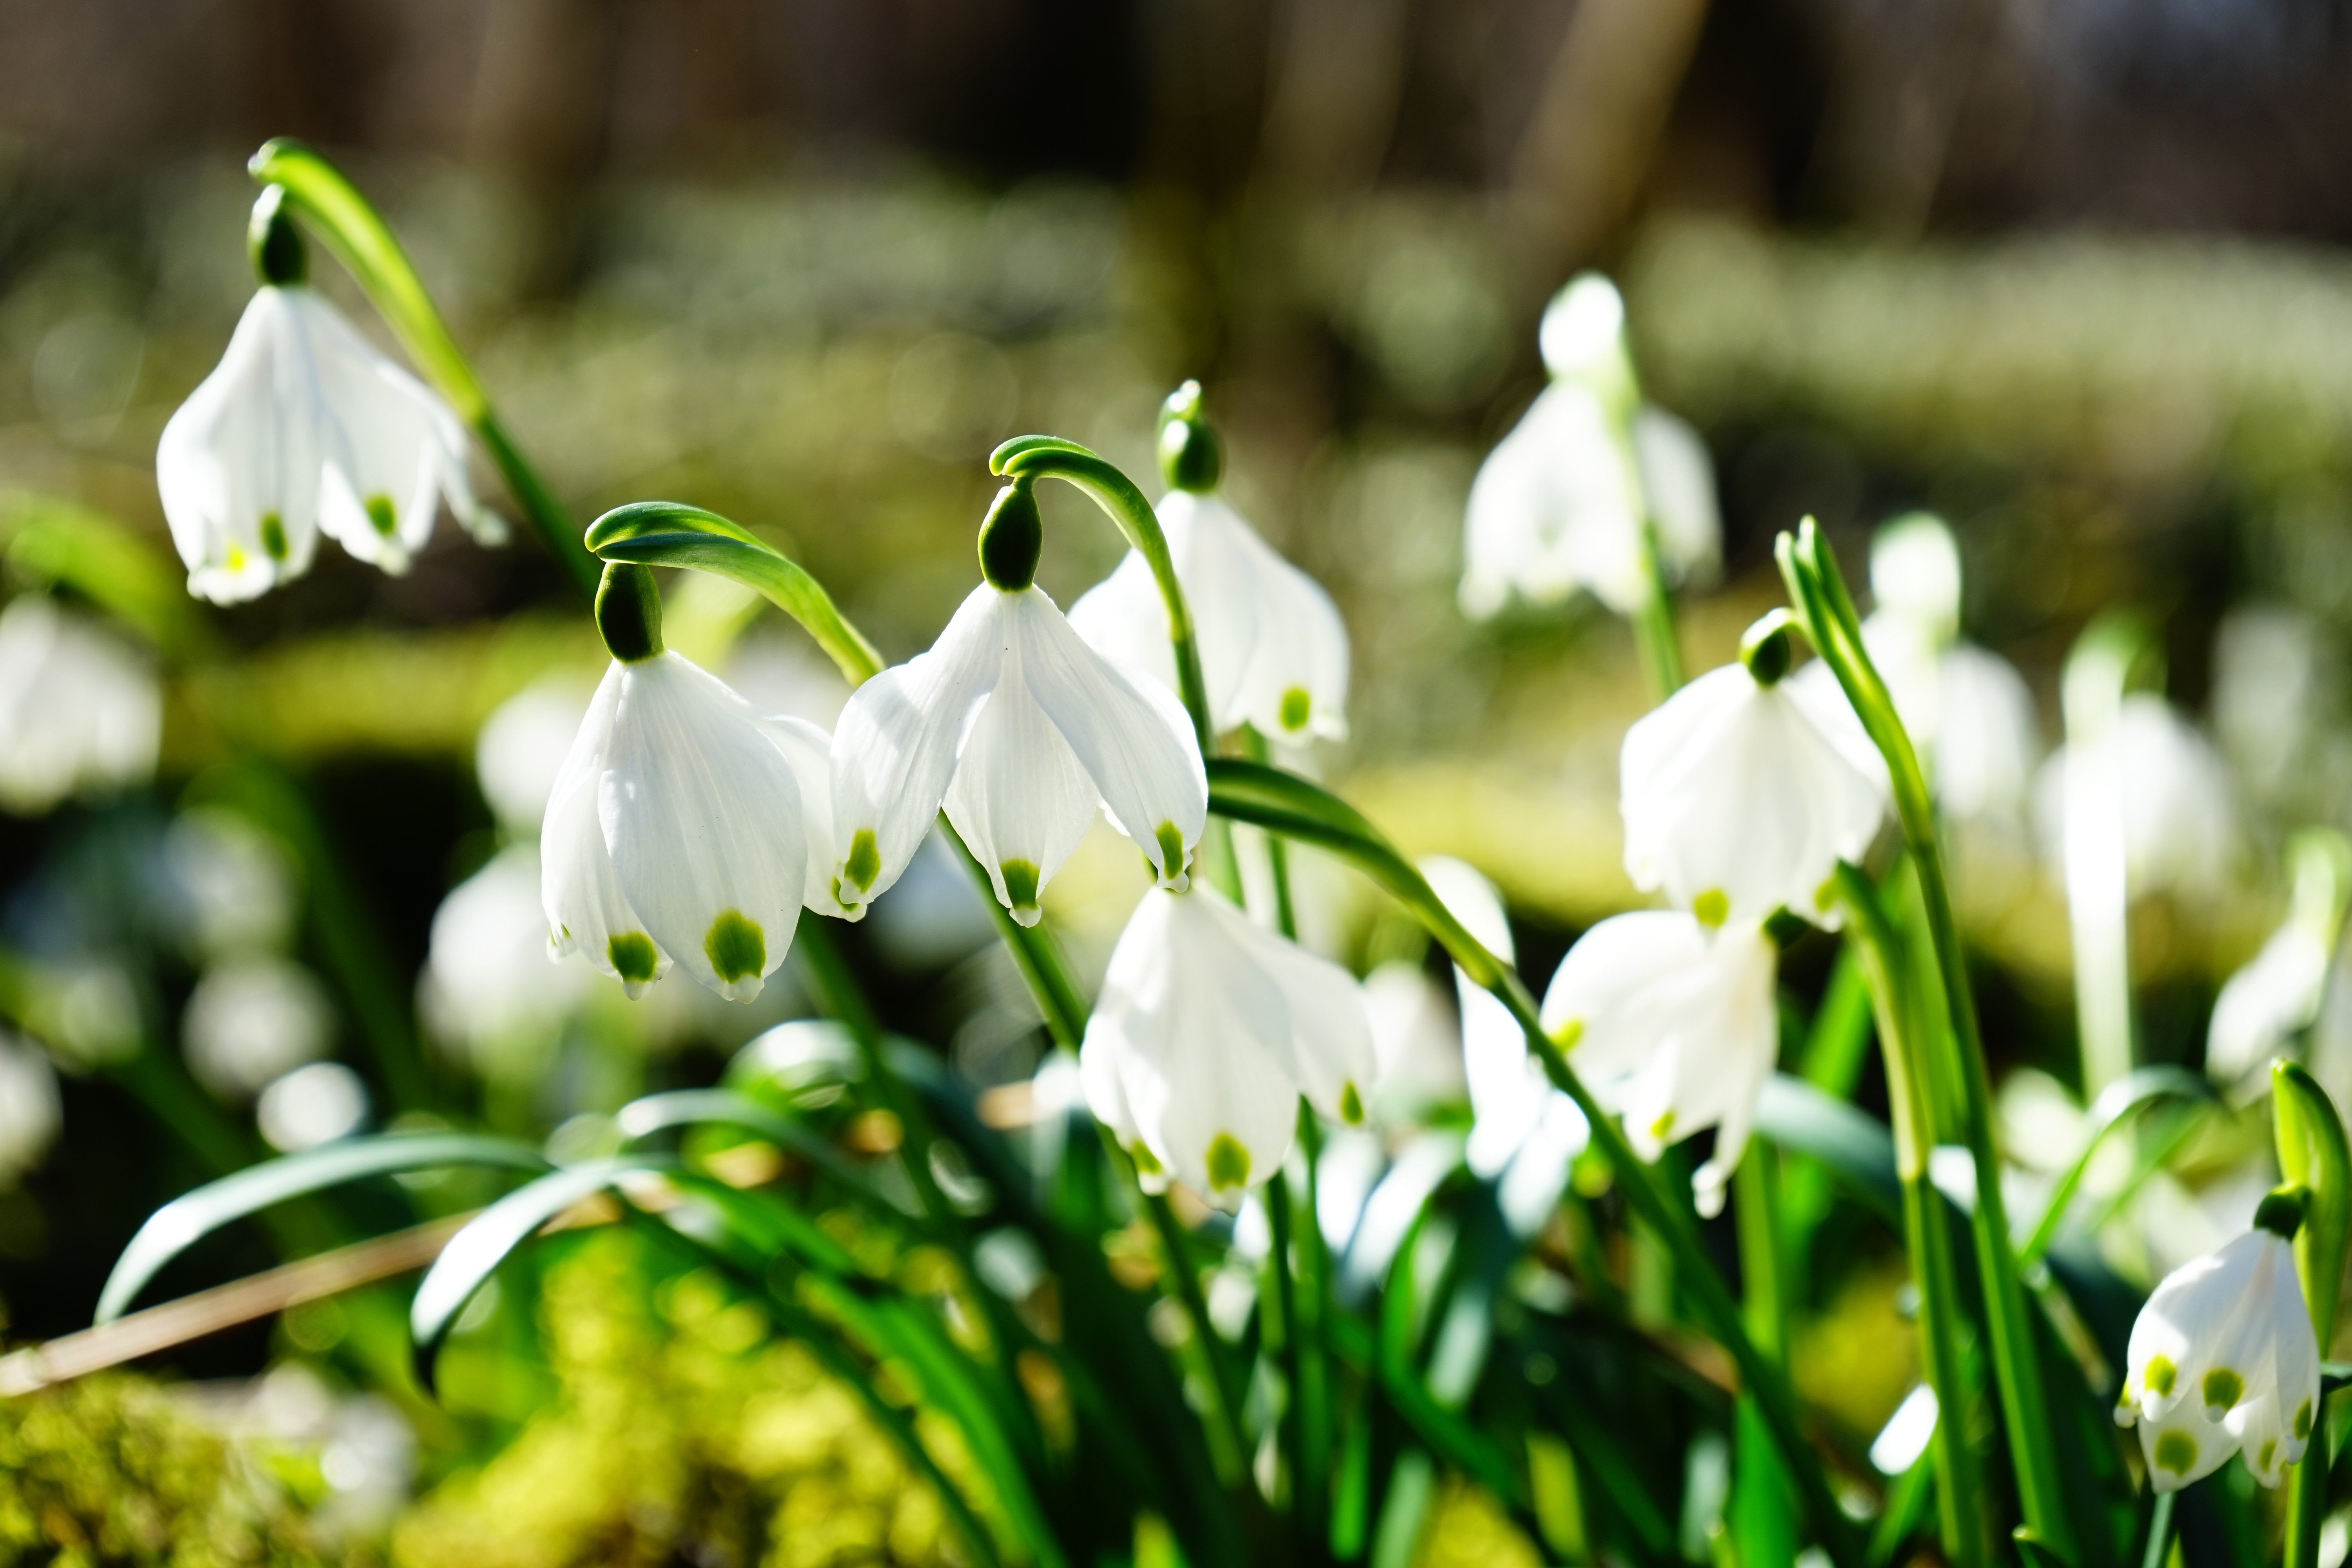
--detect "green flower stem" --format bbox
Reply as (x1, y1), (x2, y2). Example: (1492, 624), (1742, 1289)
(2138, 1490), (2174, 1568)
(1831, 862), (1987, 1568)
(1627, 549), (1686, 699)
(246, 139), (601, 599)
(1204, 758), (1860, 1567)
(1293, 1107), (1335, 1549)
(1776, 521), (2070, 1558)
(1731, 1145), (1799, 1568)
(2058, 612), (2154, 1094)
(2274, 1060), (2351, 1568)
(990, 437), (1214, 752)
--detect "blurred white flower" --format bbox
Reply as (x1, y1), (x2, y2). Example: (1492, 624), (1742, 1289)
(0, 1030), (62, 1183)
(1069, 490), (1350, 744)
(1540, 912), (1778, 1218)
(0, 595), (160, 815)
(1419, 857), (1590, 1238)
(722, 633), (852, 729)
(1081, 885), (1374, 1206)
(828, 579), (1205, 926)
(2207, 924), (2332, 1091)
(2116, 1204), (2318, 1492)
(156, 284), (492, 603)
(257, 1061), (369, 1151)
(545, 653), (831, 1002)
(184, 956), (335, 1098)
(1621, 661), (1887, 929)
(1537, 274), (1633, 387)
(1869, 512), (1963, 643)
(2212, 606), (2330, 809)
(162, 808), (298, 960)
(2034, 695), (2238, 902)
(475, 680), (592, 831)
(424, 846), (589, 1053)
(1360, 962), (1468, 1127)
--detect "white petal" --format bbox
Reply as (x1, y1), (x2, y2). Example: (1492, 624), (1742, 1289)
(2261, 1237), (2321, 1466)
(540, 666), (670, 996)
(1539, 910), (1713, 1081)
(1158, 492), (1261, 726)
(1007, 588), (1206, 889)
(1067, 551), (1176, 694)
(1220, 895), (1377, 1125)
(1932, 642), (2043, 821)
(0, 598), (161, 813)
(1213, 507), (1351, 742)
(828, 584), (1005, 915)
(943, 668), (1099, 926)
(1460, 383), (1646, 616)
(759, 713), (840, 913)
(2127, 1243), (2248, 1424)
(600, 654), (808, 1002)
(1630, 406), (1720, 588)
(2138, 1399), (2238, 1493)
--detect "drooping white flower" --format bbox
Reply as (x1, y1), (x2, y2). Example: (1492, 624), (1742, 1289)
(0, 595), (160, 815)
(1539, 911), (1780, 1218)
(1080, 884), (1375, 1205)
(1621, 659), (1887, 929)
(1069, 490), (1350, 744)
(829, 488), (1205, 926)
(1419, 857), (1590, 1238)
(156, 275), (490, 604)
(2115, 1203), (2319, 1492)
(2034, 695), (2238, 903)
(423, 845), (590, 1053)
(543, 648), (833, 1003)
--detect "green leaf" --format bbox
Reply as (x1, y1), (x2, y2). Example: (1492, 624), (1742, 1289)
(410, 1157), (663, 1391)
(1752, 1075), (1900, 1225)
(584, 501), (884, 686)
(97, 1133), (547, 1323)
(2018, 1066), (2213, 1264)
(613, 1087), (883, 1199)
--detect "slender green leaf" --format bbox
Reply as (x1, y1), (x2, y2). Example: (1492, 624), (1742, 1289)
(583, 502), (883, 686)
(2018, 1066), (2212, 1264)
(98, 1133), (546, 1323)
(410, 1158), (663, 1389)
(614, 1087), (880, 1197)
(1753, 1075), (1900, 1225)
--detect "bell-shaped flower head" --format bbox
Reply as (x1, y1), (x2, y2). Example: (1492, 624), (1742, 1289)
(828, 480), (1206, 927)
(542, 564), (832, 1002)
(1080, 883), (1375, 1207)
(1539, 910), (1779, 1217)
(155, 189), (490, 604)
(1621, 623), (1889, 930)
(2033, 693), (2239, 903)
(2206, 831), (2352, 1091)
(2116, 1190), (2321, 1492)
(0, 595), (160, 815)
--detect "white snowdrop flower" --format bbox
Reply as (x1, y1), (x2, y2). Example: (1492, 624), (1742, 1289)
(2115, 1194), (2319, 1493)
(828, 482), (1206, 927)
(2034, 695), (2238, 902)
(423, 845), (590, 1055)
(155, 191), (491, 604)
(184, 955), (336, 1099)
(1537, 273), (1635, 397)
(1080, 884), (1376, 1206)
(0, 595), (160, 815)
(475, 680), (592, 831)
(1421, 857), (1590, 1238)
(1621, 631), (1888, 929)
(1069, 490), (1350, 744)
(1869, 512), (1964, 644)
(0, 1030), (62, 1184)
(543, 567), (833, 1003)
(1361, 962), (1469, 1126)
(1539, 911), (1780, 1218)
(2207, 922), (2333, 1091)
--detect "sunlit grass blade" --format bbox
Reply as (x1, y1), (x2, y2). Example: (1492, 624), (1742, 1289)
(97, 1132), (548, 1324)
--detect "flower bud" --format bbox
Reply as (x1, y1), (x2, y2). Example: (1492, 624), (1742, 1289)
(1739, 609), (1797, 687)
(1157, 381), (1223, 494)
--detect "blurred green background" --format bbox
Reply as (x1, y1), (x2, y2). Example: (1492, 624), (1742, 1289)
(6, 0), (2352, 1561)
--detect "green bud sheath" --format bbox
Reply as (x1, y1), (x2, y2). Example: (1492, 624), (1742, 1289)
(978, 479), (1044, 591)
(596, 563), (665, 662)
(1157, 379), (1223, 493)
(1740, 607), (1797, 687)
(2256, 1183), (2310, 1241)
(248, 185), (308, 287)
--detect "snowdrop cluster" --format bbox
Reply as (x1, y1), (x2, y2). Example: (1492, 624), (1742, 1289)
(1545, 616), (1888, 1213)
(156, 189), (497, 605)
(1460, 274), (1720, 619)
(2116, 1190), (2320, 1492)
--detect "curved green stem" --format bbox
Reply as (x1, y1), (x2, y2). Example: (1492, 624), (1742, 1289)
(1776, 521), (2069, 1557)
(1831, 863), (1986, 1568)
(991, 437), (1214, 751)
(585, 501), (885, 684)
(1205, 758), (1860, 1566)
(2275, 1060), (2351, 1568)
(247, 138), (601, 599)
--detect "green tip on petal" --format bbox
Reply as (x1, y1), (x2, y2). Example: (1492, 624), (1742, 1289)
(1553, 1018), (1585, 1052)
(1649, 1109), (1676, 1142)
(1691, 889), (1729, 928)
(2145, 1354), (2177, 1397)
(608, 931), (659, 987)
(260, 512), (289, 561)
(704, 910), (767, 988)
(1278, 686), (1312, 733)
(1339, 1082), (1364, 1125)
(1001, 858), (1041, 918)
(843, 828), (882, 894)
(2201, 1368), (2243, 1414)
(1205, 1132), (1250, 1192)
(2152, 1429), (2198, 1476)
(1153, 821), (1189, 886)
(365, 494), (398, 537)
(1131, 1142), (1163, 1176)
(2297, 1399), (2314, 1441)
(2261, 1438), (2278, 1473)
